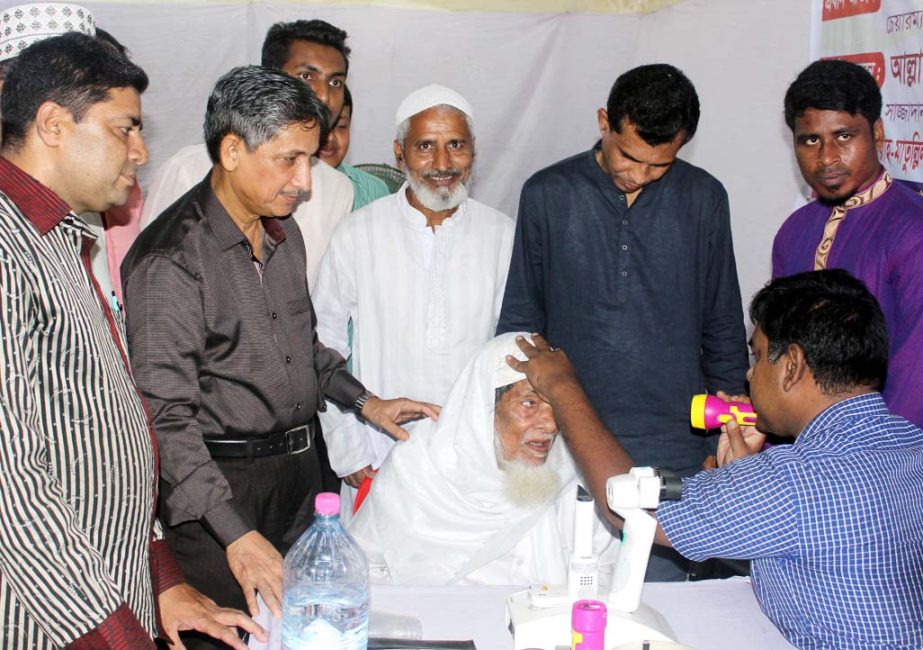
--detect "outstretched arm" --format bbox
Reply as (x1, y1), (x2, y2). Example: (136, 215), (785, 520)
(507, 335), (675, 546)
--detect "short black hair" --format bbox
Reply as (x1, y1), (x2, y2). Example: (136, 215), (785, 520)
(749, 269), (888, 394)
(606, 63), (700, 146)
(203, 65), (328, 164)
(95, 27), (128, 58)
(261, 19), (350, 73)
(1, 32), (148, 152)
(784, 59), (882, 131)
(343, 85), (353, 112)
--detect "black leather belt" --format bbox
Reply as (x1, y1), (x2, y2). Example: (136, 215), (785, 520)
(204, 424), (313, 459)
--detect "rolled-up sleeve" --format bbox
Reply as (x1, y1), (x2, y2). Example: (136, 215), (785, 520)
(657, 454), (798, 562)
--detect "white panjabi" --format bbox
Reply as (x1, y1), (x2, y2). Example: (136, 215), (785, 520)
(312, 184), (514, 507)
(348, 332), (619, 586)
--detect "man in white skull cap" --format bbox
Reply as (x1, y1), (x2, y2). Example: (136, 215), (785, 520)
(313, 83), (515, 519)
(348, 332), (619, 585)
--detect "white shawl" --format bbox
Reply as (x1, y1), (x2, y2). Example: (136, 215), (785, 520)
(349, 333), (598, 586)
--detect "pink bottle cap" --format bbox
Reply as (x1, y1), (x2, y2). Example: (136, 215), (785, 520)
(314, 492), (340, 515)
(572, 599), (607, 631)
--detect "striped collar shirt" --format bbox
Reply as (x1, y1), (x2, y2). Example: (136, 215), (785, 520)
(0, 157), (170, 647)
(658, 393), (923, 648)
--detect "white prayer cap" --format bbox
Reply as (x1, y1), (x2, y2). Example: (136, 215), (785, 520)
(395, 83), (474, 127)
(0, 3), (96, 63)
(492, 333), (533, 389)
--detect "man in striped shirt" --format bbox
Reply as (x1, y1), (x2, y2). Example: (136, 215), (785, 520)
(509, 270), (923, 649)
(0, 32), (261, 650)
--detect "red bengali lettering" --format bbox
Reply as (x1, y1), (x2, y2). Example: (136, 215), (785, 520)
(822, 0), (881, 21)
(823, 52), (886, 87)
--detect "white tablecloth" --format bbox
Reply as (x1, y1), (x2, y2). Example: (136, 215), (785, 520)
(249, 577), (794, 649)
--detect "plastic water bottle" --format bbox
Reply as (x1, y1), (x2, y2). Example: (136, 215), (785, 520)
(282, 492), (369, 650)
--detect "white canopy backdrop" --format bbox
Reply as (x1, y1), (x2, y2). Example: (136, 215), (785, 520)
(80, 0), (811, 310)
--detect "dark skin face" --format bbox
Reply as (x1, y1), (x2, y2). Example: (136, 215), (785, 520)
(595, 112), (684, 206)
(280, 40), (347, 123)
(494, 379), (559, 466)
(793, 108), (884, 204)
(746, 327), (788, 437)
(53, 87), (148, 214)
(393, 106), (474, 223)
(317, 104), (350, 168)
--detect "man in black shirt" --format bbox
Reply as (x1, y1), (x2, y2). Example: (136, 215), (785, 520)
(497, 64), (748, 581)
(123, 66), (437, 649)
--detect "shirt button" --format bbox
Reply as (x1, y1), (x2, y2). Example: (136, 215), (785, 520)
(621, 271), (628, 277)
(617, 195), (625, 202)
(621, 220), (628, 226)
(272, 312), (278, 320)
(296, 402), (302, 410)
(285, 356), (291, 363)
(621, 244), (628, 251)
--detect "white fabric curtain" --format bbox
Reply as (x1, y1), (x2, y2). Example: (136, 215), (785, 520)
(83, 0), (811, 308)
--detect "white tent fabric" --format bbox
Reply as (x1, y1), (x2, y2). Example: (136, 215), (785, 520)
(82, 0), (810, 313)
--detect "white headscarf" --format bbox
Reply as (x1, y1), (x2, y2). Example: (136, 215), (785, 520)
(349, 332), (579, 585)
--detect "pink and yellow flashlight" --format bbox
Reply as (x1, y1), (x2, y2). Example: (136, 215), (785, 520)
(690, 394), (757, 430)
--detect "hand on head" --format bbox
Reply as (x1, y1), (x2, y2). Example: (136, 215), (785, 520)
(505, 334), (578, 403)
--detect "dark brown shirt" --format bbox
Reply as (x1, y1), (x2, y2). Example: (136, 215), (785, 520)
(122, 176), (363, 546)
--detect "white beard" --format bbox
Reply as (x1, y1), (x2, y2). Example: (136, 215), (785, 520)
(496, 439), (563, 508)
(407, 169), (471, 213)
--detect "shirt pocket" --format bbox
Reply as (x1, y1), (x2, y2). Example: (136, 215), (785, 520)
(287, 295), (317, 333)
(288, 296), (311, 315)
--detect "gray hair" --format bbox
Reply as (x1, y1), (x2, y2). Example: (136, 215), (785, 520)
(394, 104), (475, 149)
(204, 65), (328, 163)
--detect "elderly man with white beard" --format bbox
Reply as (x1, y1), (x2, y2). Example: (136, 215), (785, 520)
(313, 84), (515, 519)
(348, 333), (619, 585)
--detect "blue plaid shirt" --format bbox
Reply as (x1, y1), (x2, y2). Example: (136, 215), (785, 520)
(658, 393), (923, 649)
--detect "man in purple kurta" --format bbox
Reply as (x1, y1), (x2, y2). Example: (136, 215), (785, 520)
(772, 59), (923, 427)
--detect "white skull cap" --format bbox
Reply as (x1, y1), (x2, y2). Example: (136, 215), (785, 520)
(395, 83), (474, 127)
(492, 333), (533, 389)
(0, 3), (95, 63)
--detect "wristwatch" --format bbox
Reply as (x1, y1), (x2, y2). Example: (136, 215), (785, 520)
(354, 389), (376, 413)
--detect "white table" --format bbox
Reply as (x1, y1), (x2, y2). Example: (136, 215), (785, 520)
(250, 577), (794, 649)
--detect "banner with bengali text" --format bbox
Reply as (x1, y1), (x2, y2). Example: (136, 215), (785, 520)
(812, 0), (923, 185)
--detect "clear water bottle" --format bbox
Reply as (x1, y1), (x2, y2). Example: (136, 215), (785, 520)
(282, 492), (369, 650)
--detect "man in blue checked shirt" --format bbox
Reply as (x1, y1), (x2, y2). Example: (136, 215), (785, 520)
(508, 269), (923, 649)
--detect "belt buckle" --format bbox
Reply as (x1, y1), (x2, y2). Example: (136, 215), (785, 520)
(286, 425), (311, 455)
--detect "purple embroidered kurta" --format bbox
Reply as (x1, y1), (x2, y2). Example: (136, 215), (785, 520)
(772, 177), (923, 427)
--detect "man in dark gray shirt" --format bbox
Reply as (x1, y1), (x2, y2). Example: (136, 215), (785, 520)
(123, 66), (436, 649)
(497, 64), (748, 581)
